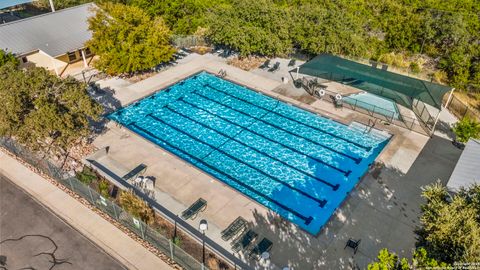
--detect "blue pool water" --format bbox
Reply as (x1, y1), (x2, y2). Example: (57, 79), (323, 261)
(109, 72), (390, 235)
(344, 92), (400, 120)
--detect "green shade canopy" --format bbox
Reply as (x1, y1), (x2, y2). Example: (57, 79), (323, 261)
(296, 54), (452, 109)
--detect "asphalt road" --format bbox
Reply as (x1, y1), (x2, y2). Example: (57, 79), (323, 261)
(0, 174), (126, 270)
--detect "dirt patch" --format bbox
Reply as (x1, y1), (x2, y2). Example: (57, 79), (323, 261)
(272, 86), (317, 105)
(227, 56), (266, 71)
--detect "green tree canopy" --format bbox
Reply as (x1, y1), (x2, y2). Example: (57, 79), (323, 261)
(368, 248), (448, 270)
(453, 116), (480, 143)
(207, 0), (292, 57)
(125, 0), (215, 35)
(419, 183), (480, 263)
(0, 50), (19, 67)
(86, 3), (176, 75)
(0, 63), (102, 151)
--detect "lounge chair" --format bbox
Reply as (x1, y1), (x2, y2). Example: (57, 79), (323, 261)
(344, 238), (361, 254)
(221, 217), (248, 241)
(288, 59), (296, 67)
(259, 59), (271, 69)
(381, 64), (388, 71)
(269, 62), (280, 72)
(231, 229), (258, 252)
(181, 198), (207, 220)
(122, 164), (147, 181)
(249, 238), (273, 259)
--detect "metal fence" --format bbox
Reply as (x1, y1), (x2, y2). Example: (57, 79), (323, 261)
(0, 137), (208, 270)
(310, 88), (430, 135)
(443, 95), (480, 122)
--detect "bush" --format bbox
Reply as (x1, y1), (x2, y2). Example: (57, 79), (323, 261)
(0, 50), (19, 67)
(118, 190), (155, 225)
(76, 167), (98, 185)
(432, 70), (448, 84)
(368, 248), (448, 269)
(98, 179), (110, 198)
(452, 116), (480, 143)
(410, 62), (421, 74)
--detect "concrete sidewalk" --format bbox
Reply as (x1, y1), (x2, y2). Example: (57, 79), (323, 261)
(0, 151), (173, 270)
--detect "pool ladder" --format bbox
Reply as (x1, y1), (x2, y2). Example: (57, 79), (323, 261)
(365, 119), (377, 133)
(218, 69), (227, 78)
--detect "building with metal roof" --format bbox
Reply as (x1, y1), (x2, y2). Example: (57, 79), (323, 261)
(447, 139), (480, 193)
(0, 3), (96, 75)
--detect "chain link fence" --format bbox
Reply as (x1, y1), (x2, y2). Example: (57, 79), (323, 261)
(444, 95), (480, 122)
(0, 137), (208, 270)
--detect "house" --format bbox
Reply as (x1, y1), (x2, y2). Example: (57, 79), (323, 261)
(447, 139), (480, 193)
(0, 3), (95, 76)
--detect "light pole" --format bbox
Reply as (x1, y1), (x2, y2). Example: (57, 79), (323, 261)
(199, 219), (208, 270)
(48, 0), (55, 12)
(261, 251), (270, 270)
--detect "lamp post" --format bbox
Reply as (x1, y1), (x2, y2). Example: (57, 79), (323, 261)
(260, 251), (270, 269)
(199, 219), (208, 270)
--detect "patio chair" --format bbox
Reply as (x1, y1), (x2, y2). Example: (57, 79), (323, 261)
(249, 237), (273, 259)
(344, 238), (361, 254)
(259, 59), (271, 69)
(269, 62), (280, 72)
(144, 177), (155, 191)
(288, 59), (296, 67)
(221, 217), (248, 241)
(231, 229), (258, 252)
(181, 198), (207, 220)
(122, 163), (147, 181)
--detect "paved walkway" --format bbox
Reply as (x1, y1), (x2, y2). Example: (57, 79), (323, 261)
(0, 151), (173, 270)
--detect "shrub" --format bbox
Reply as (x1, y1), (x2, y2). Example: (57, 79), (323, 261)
(118, 190), (155, 225)
(410, 62), (421, 73)
(76, 167), (98, 185)
(0, 50), (19, 67)
(432, 70), (448, 84)
(98, 179), (110, 198)
(452, 116), (480, 143)
(368, 248), (448, 269)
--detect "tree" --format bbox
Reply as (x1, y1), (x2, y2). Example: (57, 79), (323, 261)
(368, 248), (447, 270)
(126, 0), (214, 35)
(207, 0), (292, 57)
(86, 3), (176, 75)
(452, 116), (480, 143)
(0, 63), (102, 152)
(0, 50), (18, 67)
(418, 182), (480, 263)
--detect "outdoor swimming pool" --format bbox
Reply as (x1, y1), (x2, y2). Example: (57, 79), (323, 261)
(109, 72), (390, 235)
(344, 92), (400, 120)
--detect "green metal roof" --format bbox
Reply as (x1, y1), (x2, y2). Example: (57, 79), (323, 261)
(297, 54), (452, 109)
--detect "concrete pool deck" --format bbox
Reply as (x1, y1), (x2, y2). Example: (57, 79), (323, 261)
(89, 54), (462, 269)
